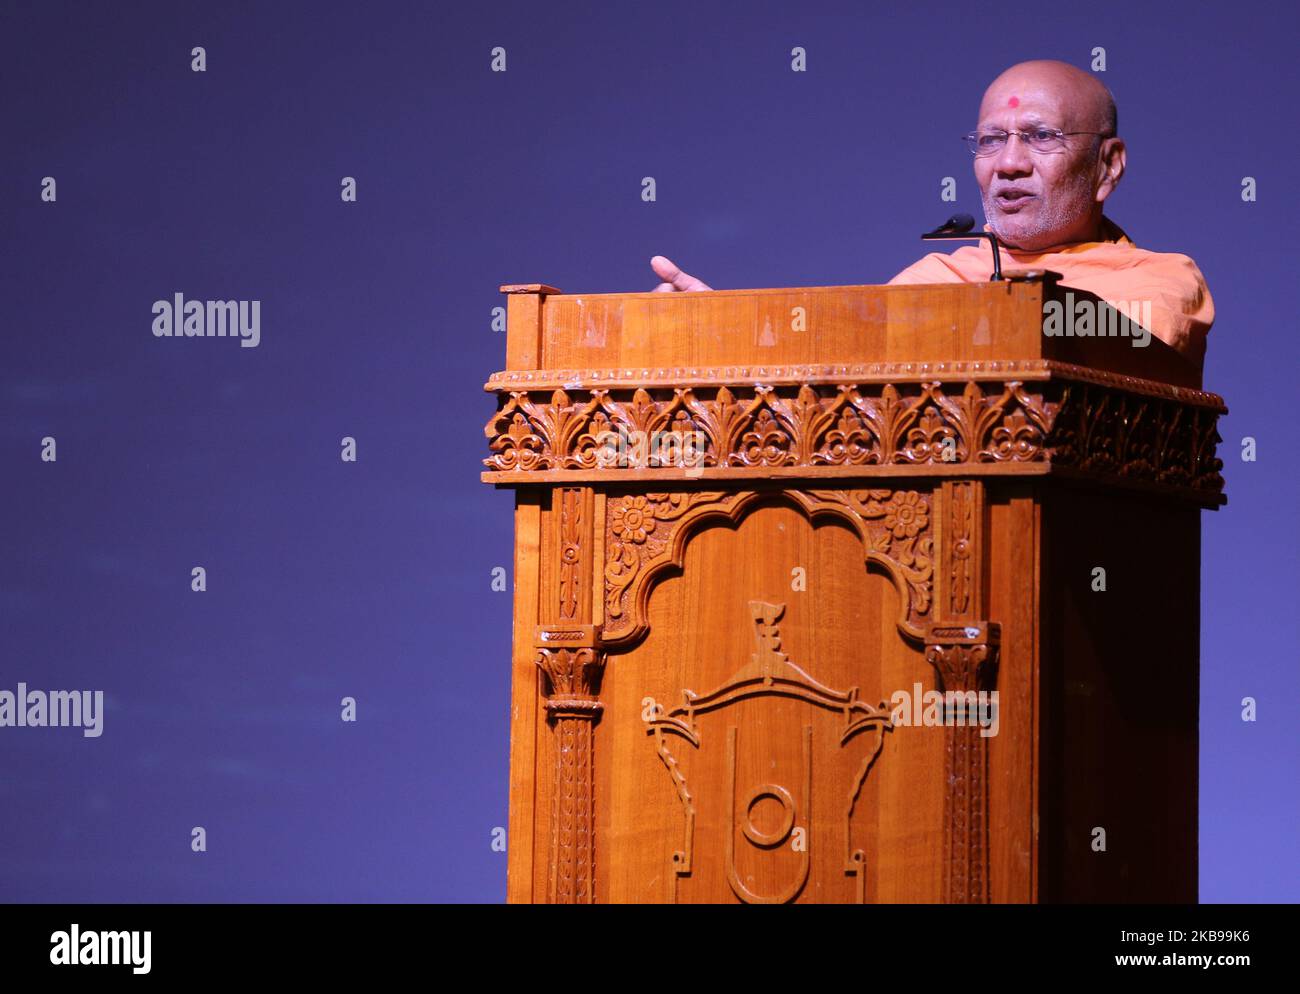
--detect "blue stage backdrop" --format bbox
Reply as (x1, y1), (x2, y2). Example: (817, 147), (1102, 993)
(2, 0), (1296, 902)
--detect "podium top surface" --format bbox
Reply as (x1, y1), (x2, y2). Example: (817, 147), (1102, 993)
(492, 278), (1205, 392)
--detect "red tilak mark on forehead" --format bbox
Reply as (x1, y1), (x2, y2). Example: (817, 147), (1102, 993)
(1008, 96), (1020, 107)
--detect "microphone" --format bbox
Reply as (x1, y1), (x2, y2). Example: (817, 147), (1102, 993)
(924, 213), (975, 236)
(920, 213), (1003, 281)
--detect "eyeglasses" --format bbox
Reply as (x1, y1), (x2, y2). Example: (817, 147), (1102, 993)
(962, 128), (1114, 156)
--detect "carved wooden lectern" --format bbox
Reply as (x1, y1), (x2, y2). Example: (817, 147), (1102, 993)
(481, 275), (1225, 903)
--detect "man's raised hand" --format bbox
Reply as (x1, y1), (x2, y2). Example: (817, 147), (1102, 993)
(650, 255), (713, 292)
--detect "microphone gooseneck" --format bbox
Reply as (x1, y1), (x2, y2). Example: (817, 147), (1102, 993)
(920, 214), (1002, 281)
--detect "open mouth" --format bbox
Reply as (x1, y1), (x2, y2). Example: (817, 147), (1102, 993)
(994, 191), (1036, 211)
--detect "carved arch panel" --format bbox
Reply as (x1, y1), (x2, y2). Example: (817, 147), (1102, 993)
(602, 487), (935, 647)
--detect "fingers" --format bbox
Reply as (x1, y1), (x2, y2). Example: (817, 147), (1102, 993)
(650, 255), (682, 283)
(649, 255), (713, 292)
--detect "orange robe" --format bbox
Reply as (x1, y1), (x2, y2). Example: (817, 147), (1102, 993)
(887, 217), (1214, 366)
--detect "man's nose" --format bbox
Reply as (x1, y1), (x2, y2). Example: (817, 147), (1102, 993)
(992, 133), (1034, 174)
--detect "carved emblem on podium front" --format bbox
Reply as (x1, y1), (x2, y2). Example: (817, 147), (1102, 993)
(644, 601), (894, 904)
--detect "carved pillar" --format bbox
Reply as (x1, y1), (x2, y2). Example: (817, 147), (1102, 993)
(536, 486), (606, 903)
(928, 480), (1000, 904)
(926, 623), (1000, 903)
(536, 638), (605, 903)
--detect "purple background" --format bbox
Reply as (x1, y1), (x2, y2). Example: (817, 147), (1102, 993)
(2, 0), (1296, 902)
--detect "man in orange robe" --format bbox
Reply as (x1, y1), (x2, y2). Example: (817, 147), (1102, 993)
(649, 60), (1214, 367)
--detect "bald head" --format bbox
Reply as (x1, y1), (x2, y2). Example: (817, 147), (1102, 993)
(982, 60), (1116, 136)
(972, 60), (1126, 251)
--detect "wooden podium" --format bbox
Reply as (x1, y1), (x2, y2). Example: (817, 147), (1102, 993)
(481, 275), (1225, 903)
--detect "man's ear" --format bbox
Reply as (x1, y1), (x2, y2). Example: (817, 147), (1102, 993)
(1095, 137), (1126, 203)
